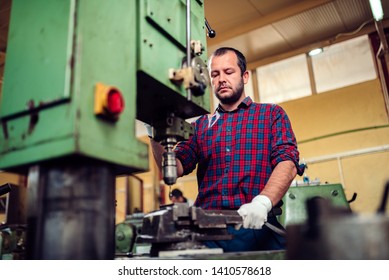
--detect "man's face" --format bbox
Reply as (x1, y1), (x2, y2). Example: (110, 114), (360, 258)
(170, 196), (183, 203)
(209, 51), (249, 105)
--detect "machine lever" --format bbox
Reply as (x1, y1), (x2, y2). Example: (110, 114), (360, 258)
(205, 18), (216, 38)
(263, 222), (287, 237)
(377, 181), (389, 214)
(227, 206), (286, 236)
(0, 183), (12, 196)
(347, 192), (357, 203)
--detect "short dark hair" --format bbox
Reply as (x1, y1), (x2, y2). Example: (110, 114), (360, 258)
(209, 47), (247, 76)
(171, 189), (183, 198)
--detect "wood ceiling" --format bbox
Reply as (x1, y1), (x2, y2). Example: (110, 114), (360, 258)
(204, 0), (389, 69)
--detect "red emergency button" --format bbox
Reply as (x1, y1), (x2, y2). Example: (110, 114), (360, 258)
(107, 89), (124, 115)
(94, 83), (124, 121)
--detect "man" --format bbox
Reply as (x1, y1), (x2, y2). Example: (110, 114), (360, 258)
(149, 47), (303, 252)
(170, 188), (194, 206)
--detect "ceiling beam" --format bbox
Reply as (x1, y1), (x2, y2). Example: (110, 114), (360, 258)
(207, 0), (334, 46)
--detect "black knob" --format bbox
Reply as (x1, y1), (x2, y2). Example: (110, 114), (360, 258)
(208, 29), (216, 38)
(205, 18), (216, 38)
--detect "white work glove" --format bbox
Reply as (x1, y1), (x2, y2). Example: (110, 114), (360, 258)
(237, 195), (272, 229)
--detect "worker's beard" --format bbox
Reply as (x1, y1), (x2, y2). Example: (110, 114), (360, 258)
(215, 78), (245, 105)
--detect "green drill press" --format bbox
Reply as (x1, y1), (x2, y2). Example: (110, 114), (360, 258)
(0, 0), (210, 259)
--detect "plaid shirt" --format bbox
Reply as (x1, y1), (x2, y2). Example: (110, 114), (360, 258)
(175, 96), (302, 210)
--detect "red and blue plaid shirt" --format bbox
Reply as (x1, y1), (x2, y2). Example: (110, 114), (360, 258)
(175, 96), (302, 210)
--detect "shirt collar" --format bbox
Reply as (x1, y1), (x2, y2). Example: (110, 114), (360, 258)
(215, 96), (252, 113)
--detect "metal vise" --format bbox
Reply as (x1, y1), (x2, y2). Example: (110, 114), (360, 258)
(137, 203), (243, 257)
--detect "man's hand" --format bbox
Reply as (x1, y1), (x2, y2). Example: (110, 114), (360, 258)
(237, 195), (272, 229)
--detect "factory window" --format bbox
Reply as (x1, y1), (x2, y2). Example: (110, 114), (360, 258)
(312, 35), (377, 93)
(256, 54), (311, 104)
(255, 35), (377, 104)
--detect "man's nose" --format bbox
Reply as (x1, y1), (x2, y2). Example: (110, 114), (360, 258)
(218, 72), (226, 82)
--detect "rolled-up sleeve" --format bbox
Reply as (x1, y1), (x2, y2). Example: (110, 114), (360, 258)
(270, 105), (304, 176)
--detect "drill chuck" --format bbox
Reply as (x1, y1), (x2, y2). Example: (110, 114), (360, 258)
(162, 151), (177, 185)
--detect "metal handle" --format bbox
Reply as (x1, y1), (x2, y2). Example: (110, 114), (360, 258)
(186, 0), (192, 101)
(205, 18), (216, 38)
(377, 181), (389, 214)
(0, 183), (12, 196)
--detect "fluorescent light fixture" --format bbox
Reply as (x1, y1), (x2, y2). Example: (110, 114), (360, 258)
(369, 0), (384, 21)
(308, 48), (323, 57)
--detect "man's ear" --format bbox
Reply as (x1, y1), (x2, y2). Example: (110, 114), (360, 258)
(243, 70), (249, 84)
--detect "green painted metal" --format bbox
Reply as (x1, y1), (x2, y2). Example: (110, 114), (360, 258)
(1, 0), (74, 117)
(279, 184), (350, 227)
(0, 0), (209, 173)
(136, 0), (210, 123)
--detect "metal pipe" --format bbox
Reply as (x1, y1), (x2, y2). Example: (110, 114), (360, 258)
(186, 0), (192, 101)
(304, 144), (389, 164)
(375, 20), (389, 53)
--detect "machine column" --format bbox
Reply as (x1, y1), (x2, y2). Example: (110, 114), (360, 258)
(26, 160), (116, 260)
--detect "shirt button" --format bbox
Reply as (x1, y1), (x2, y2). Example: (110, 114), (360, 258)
(226, 147), (230, 152)
(227, 127), (231, 132)
(225, 168), (229, 173)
